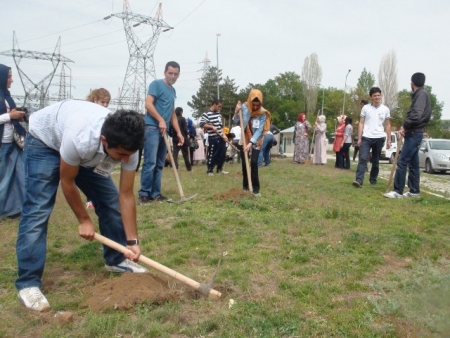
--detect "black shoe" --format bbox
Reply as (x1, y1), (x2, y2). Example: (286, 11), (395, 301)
(138, 196), (155, 205)
(155, 194), (172, 202)
(352, 181), (362, 188)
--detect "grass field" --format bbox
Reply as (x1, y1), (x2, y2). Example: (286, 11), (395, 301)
(1, 157), (450, 337)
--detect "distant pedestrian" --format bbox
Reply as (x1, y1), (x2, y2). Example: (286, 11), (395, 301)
(293, 112), (311, 164)
(312, 114), (327, 165)
(353, 87), (391, 188)
(171, 107), (191, 171)
(338, 116), (353, 169)
(193, 125), (205, 164)
(384, 72), (431, 199)
(333, 115), (346, 168)
(199, 99), (228, 175)
(353, 99), (368, 161)
(230, 123), (241, 163)
(0, 64), (26, 220)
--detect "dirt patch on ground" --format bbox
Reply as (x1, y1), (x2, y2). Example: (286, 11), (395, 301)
(82, 273), (187, 312)
(212, 188), (252, 202)
(82, 272), (229, 312)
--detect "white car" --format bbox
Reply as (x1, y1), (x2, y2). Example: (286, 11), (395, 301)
(419, 138), (450, 174)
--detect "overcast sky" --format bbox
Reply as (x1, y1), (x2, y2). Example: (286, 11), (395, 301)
(1, 0), (449, 121)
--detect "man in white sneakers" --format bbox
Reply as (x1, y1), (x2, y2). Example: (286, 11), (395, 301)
(16, 100), (148, 312)
(384, 72), (431, 199)
(353, 87), (391, 188)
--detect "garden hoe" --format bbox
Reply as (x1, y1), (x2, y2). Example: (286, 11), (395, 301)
(94, 233), (222, 299)
(215, 131), (239, 152)
(163, 133), (198, 203)
(385, 134), (403, 193)
(238, 102), (253, 194)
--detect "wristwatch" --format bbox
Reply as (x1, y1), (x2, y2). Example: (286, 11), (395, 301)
(126, 239), (139, 245)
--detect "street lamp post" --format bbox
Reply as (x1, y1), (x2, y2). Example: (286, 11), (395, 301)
(342, 69), (351, 115)
(216, 34), (221, 100)
(321, 86), (325, 115)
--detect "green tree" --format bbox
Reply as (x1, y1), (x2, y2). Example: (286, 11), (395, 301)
(392, 85), (444, 137)
(188, 66), (222, 120)
(220, 76), (239, 127)
(356, 67), (376, 95)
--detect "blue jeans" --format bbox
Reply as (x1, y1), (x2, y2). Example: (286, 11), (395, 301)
(139, 125), (167, 198)
(0, 142), (25, 217)
(393, 131), (423, 194)
(257, 134), (274, 167)
(355, 137), (385, 185)
(16, 135), (127, 290)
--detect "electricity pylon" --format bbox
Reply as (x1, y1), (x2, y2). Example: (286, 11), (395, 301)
(0, 31), (73, 109)
(199, 52), (211, 78)
(104, 1), (173, 112)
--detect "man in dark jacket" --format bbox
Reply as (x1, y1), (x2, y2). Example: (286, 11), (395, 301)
(172, 107), (192, 171)
(384, 72), (431, 199)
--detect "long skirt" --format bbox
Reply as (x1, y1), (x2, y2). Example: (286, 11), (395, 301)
(0, 142), (25, 217)
(193, 138), (205, 161)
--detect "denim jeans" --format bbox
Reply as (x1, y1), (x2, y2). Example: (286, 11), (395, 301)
(139, 125), (167, 199)
(257, 133), (274, 167)
(16, 135), (127, 290)
(0, 142), (25, 217)
(355, 137), (385, 185)
(338, 143), (351, 169)
(393, 131), (423, 194)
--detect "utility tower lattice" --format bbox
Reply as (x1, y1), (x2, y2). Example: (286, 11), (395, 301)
(199, 52), (211, 78)
(104, 1), (173, 112)
(0, 31), (73, 109)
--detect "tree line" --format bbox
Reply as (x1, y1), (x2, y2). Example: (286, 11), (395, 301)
(188, 51), (446, 138)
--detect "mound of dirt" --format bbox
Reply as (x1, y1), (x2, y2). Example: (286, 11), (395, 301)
(212, 188), (251, 201)
(82, 273), (185, 312)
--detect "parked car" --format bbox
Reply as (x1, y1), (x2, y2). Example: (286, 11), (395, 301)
(380, 132), (400, 164)
(418, 138), (450, 174)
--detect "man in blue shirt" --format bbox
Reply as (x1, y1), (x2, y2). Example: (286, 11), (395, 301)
(138, 61), (184, 204)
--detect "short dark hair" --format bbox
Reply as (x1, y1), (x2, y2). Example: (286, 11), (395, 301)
(369, 87), (382, 97)
(411, 72), (426, 87)
(175, 107), (183, 116)
(211, 99), (222, 105)
(165, 61), (180, 72)
(101, 110), (145, 151)
(360, 99), (369, 105)
(345, 116), (353, 125)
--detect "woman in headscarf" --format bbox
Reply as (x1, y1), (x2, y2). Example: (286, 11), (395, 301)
(0, 64), (26, 219)
(233, 89), (271, 196)
(313, 114), (327, 165)
(293, 112), (311, 164)
(333, 114), (346, 168)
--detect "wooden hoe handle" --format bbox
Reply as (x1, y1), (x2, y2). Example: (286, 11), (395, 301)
(94, 233), (222, 299)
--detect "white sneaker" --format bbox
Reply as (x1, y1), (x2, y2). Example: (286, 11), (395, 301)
(403, 192), (420, 198)
(384, 191), (403, 199)
(221, 171), (229, 175)
(105, 259), (148, 273)
(18, 287), (50, 312)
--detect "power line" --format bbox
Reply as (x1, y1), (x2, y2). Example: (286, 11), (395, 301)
(174, 0), (209, 27)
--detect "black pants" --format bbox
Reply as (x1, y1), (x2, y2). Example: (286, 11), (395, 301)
(239, 145), (261, 193)
(353, 146), (359, 161)
(338, 143), (352, 169)
(172, 142), (192, 171)
(207, 137), (226, 173)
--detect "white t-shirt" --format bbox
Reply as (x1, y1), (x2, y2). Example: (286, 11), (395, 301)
(230, 125), (241, 140)
(360, 103), (390, 138)
(29, 100), (138, 171)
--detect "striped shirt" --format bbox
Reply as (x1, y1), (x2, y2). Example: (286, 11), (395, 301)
(199, 110), (223, 138)
(29, 100), (138, 171)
